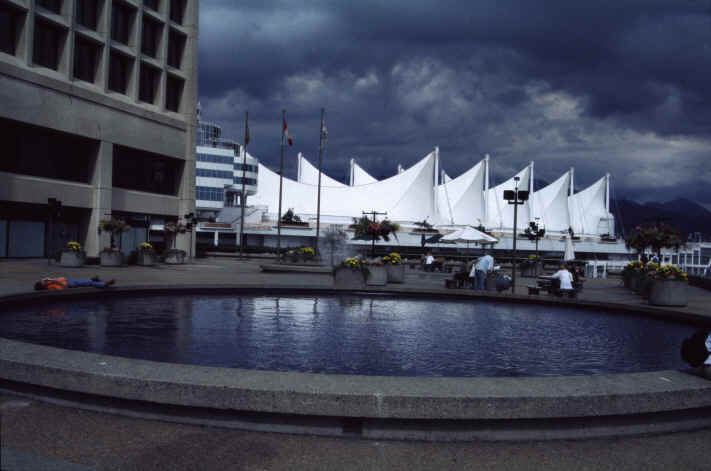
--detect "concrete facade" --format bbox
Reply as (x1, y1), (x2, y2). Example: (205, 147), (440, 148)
(0, 0), (199, 257)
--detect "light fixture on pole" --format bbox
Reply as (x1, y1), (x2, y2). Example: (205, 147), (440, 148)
(503, 177), (529, 294)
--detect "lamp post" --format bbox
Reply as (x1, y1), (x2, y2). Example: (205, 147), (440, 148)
(503, 177), (529, 294)
(525, 218), (545, 259)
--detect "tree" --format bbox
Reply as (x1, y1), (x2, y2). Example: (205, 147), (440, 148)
(625, 223), (682, 260)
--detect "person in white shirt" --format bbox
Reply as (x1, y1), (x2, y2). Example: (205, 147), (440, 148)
(470, 252), (494, 290)
(551, 264), (574, 295)
(424, 252), (434, 272)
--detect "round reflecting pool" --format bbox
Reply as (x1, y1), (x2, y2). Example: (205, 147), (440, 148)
(0, 294), (694, 377)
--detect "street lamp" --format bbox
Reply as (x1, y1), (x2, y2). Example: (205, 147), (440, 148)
(503, 177), (529, 293)
(525, 218), (546, 259)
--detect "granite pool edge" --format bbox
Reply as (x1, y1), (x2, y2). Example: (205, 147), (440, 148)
(2, 286), (711, 439)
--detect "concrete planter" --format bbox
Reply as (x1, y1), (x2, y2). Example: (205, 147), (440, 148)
(59, 251), (84, 267)
(366, 265), (388, 286)
(136, 252), (156, 266)
(333, 267), (366, 289)
(100, 251), (123, 267)
(629, 276), (641, 292)
(639, 278), (654, 298)
(521, 263), (542, 278)
(648, 280), (688, 307)
(164, 251), (186, 265)
(386, 264), (405, 283)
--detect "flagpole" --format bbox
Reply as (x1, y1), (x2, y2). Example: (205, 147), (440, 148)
(276, 109), (285, 261)
(315, 108), (325, 255)
(239, 110), (248, 259)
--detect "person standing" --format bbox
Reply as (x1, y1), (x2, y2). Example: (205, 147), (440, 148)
(470, 252), (494, 290)
(550, 265), (574, 296)
(424, 252), (435, 272)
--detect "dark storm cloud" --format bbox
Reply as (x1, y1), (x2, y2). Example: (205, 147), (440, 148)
(198, 0), (711, 206)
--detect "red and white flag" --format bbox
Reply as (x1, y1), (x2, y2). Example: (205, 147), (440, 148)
(283, 116), (293, 146)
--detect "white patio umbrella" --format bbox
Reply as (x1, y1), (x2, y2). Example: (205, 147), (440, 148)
(440, 226), (499, 246)
(564, 235), (575, 261)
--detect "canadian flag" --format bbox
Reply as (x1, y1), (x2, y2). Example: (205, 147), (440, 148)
(283, 116), (293, 146)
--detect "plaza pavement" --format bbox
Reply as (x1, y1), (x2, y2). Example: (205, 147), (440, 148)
(1, 257), (711, 470)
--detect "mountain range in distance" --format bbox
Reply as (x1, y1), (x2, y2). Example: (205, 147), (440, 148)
(611, 198), (711, 241)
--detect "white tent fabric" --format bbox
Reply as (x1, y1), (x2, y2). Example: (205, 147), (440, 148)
(435, 160), (486, 225)
(531, 171), (571, 232)
(484, 165), (532, 231)
(441, 226), (498, 244)
(443, 172), (452, 183)
(297, 153), (346, 187)
(564, 235), (575, 261)
(351, 161), (378, 185)
(250, 151), (437, 222)
(568, 176), (608, 236)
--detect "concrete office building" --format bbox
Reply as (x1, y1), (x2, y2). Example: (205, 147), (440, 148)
(0, 0), (198, 258)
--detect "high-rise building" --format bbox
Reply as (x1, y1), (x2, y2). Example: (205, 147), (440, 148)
(0, 0), (199, 258)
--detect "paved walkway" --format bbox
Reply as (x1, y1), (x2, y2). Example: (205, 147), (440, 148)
(1, 257), (711, 470)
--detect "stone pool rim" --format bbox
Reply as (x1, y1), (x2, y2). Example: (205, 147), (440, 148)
(2, 284), (711, 440)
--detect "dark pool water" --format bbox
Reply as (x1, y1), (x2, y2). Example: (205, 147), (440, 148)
(0, 294), (695, 377)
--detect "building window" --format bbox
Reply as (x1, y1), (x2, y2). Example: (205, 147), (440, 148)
(165, 74), (183, 112)
(196, 168), (233, 179)
(76, 0), (98, 30)
(169, 0), (185, 24)
(141, 15), (162, 58)
(0, 3), (23, 56)
(108, 51), (133, 94)
(0, 116), (96, 183)
(196, 186), (225, 202)
(111, 2), (134, 45)
(33, 20), (65, 70)
(113, 144), (183, 195)
(139, 62), (160, 103)
(233, 177), (257, 186)
(73, 36), (101, 83)
(196, 153), (234, 165)
(37, 0), (62, 14)
(144, 0), (159, 12)
(167, 29), (185, 68)
(234, 163), (258, 173)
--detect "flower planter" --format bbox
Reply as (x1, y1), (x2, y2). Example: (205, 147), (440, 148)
(629, 276), (641, 292)
(648, 280), (688, 307)
(100, 251), (123, 267)
(386, 264), (405, 283)
(164, 251), (186, 265)
(366, 265), (388, 286)
(59, 251), (84, 267)
(334, 267), (366, 289)
(639, 278), (654, 298)
(137, 252), (156, 266)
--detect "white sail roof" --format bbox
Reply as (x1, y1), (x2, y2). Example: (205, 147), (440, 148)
(297, 153), (346, 187)
(568, 176), (608, 236)
(351, 161), (378, 185)
(251, 151), (437, 222)
(531, 170), (571, 232)
(436, 160), (486, 225)
(484, 165), (532, 230)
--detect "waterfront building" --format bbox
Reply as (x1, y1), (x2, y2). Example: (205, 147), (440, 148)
(0, 0), (199, 258)
(194, 112), (258, 246)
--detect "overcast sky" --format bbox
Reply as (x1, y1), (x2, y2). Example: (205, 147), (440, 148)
(197, 0), (711, 208)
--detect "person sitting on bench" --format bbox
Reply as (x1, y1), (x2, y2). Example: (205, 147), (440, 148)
(550, 265), (575, 297)
(34, 276), (116, 290)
